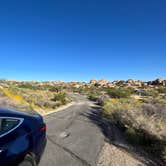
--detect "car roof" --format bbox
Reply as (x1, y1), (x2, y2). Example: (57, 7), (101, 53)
(0, 107), (36, 118)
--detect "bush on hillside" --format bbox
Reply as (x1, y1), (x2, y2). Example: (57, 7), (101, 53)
(51, 92), (67, 105)
(158, 88), (166, 94)
(49, 86), (61, 92)
(88, 93), (98, 101)
(106, 88), (131, 98)
(18, 83), (38, 90)
(146, 90), (159, 97)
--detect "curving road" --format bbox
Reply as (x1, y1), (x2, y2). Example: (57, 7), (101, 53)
(39, 93), (107, 166)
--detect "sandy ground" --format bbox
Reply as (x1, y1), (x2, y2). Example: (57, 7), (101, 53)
(97, 143), (147, 166)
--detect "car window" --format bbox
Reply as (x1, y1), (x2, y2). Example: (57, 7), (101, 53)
(0, 118), (20, 136)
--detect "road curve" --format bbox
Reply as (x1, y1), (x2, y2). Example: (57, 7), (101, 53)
(39, 94), (107, 166)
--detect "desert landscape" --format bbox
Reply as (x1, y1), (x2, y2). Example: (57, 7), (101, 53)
(0, 78), (166, 165)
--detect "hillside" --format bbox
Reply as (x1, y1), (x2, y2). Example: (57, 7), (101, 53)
(0, 78), (165, 115)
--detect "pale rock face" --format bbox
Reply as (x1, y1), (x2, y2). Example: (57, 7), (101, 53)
(89, 79), (109, 87)
(97, 94), (110, 104)
(90, 79), (98, 84)
(142, 82), (148, 87)
(135, 80), (142, 87)
(74, 84), (80, 88)
(126, 79), (135, 84)
(108, 83), (114, 87)
(98, 80), (109, 86)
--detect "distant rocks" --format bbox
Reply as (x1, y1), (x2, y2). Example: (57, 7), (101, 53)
(90, 79), (109, 87)
(126, 79), (135, 85)
(90, 79), (98, 85)
(89, 78), (166, 88)
(0, 78), (165, 90)
(149, 78), (166, 86)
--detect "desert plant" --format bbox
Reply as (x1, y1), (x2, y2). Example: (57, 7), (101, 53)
(51, 92), (67, 104)
(106, 88), (131, 98)
(158, 88), (166, 94)
(102, 97), (166, 164)
(146, 90), (159, 97)
(49, 86), (62, 92)
(88, 93), (98, 101)
(18, 83), (38, 90)
(162, 146), (166, 162)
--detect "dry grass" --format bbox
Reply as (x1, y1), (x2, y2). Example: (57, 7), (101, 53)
(0, 86), (70, 114)
(102, 97), (166, 163)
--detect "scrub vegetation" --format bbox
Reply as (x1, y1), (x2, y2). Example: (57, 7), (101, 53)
(0, 81), (70, 115)
(86, 87), (166, 164)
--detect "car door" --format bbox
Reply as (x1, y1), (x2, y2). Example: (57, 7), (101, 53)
(0, 117), (24, 166)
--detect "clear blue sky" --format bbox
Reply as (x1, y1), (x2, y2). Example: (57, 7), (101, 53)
(0, 0), (165, 82)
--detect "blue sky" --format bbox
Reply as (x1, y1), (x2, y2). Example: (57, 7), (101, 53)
(0, 0), (165, 82)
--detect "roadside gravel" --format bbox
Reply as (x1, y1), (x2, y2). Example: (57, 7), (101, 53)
(97, 143), (146, 166)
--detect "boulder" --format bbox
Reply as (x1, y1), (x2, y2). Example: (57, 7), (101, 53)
(97, 94), (110, 105)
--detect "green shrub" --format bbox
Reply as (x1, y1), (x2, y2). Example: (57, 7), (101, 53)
(18, 83), (37, 90)
(126, 127), (157, 147)
(88, 94), (98, 101)
(49, 86), (61, 92)
(43, 102), (52, 108)
(162, 146), (166, 162)
(158, 88), (166, 94)
(106, 88), (131, 98)
(146, 90), (159, 97)
(126, 127), (141, 144)
(51, 92), (67, 104)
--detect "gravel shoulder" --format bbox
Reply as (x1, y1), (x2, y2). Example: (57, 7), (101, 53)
(97, 142), (146, 166)
(97, 123), (159, 166)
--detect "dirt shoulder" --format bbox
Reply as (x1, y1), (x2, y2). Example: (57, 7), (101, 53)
(97, 123), (160, 166)
(98, 142), (147, 166)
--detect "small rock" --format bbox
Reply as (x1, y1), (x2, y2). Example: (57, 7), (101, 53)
(59, 131), (70, 139)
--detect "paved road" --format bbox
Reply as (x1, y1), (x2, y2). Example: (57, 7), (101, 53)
(39, 94), (107, 166)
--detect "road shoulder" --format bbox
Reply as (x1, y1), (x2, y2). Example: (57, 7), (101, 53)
(42, 102), (75, 116)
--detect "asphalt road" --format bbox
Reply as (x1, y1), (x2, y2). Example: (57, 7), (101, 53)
(39, 93), (107, 166)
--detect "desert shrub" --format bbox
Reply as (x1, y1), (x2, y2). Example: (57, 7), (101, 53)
(79, 87), (100, 96)
(88, 93), (98, 101)
(51, 92), (67, 104)
(146, 90), (159, 97)
(127, 87), (135, 94)
(162, 146), (166, 162)
(126, 127), (166, 162)
(106, 88), (131, 98)
(141, 103), (166, 118)
(102, 98), (166, 164)
(126, 127), (142, 145)
(49, 86), (62, 92)
(43, 102), (52, 108)
(158, 88), (166, 94)
(18, 83), (38, 90)
(88, 89), (102, 101)
(126, 127), (158, 146)
(43, 102), (57, 109)
(102, 98), (141, 127)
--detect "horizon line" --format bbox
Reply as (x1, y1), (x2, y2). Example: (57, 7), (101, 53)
(0, 77), (165, 83)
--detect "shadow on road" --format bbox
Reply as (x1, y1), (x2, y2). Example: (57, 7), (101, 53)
(81, 103), (160, 166)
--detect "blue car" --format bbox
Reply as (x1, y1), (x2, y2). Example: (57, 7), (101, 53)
(0, 108), (46, 166)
